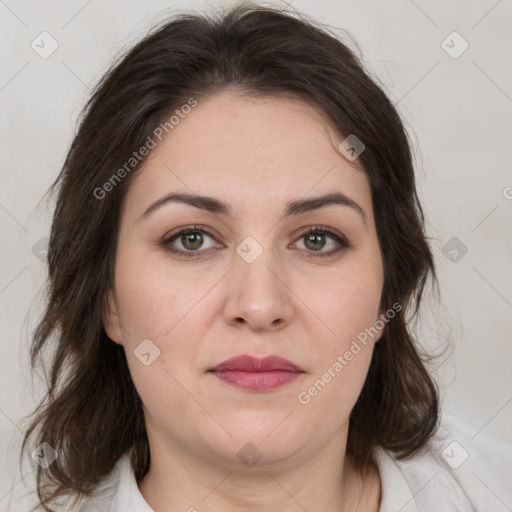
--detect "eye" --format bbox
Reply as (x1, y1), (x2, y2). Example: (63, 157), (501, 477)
(161, 225), (221, 257)
(292, 226), (351, 258)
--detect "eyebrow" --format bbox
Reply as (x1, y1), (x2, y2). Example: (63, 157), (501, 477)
(139, 191), (367, 226)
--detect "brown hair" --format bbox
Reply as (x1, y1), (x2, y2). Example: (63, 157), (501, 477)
(22, 3), (440, 510)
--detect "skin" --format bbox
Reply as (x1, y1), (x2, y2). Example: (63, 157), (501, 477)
(103, 89), (384, 511)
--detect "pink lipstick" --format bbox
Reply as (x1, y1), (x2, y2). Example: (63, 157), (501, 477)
(209, 355), (304, 391)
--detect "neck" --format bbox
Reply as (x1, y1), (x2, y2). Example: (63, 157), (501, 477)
(137, 426), (381, 512)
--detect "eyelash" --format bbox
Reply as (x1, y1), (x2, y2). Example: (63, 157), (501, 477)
(161, 225), (351, 259)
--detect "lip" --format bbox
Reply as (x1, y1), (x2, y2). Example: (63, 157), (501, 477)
(209, 355), (304, 391)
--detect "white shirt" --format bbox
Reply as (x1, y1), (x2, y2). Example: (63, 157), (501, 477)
(7, 413), (512, 511)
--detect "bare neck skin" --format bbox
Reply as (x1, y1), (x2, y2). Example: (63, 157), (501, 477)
(138, 420), (381, 512)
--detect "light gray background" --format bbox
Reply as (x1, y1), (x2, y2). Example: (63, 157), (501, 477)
(1, 0), (511, 503)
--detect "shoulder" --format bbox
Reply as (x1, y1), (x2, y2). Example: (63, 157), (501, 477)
(5, 456), (124, 512)
(374, 412), (512, 512)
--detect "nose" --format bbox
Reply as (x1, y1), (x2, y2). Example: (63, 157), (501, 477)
(223, 245), (294, 333)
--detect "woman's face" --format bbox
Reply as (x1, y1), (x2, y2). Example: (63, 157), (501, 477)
(103, 90), (384, 470)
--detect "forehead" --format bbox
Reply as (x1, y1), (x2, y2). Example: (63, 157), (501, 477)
(124, 90), (373, 220)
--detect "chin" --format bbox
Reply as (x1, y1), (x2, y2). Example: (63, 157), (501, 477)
(199, 414), (312, 470)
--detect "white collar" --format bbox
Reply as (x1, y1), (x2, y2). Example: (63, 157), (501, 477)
(110, 455), (154, 512)
(372, 445), (419, 512)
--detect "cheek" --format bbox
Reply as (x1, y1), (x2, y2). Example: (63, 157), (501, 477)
(116, 262), (204, 429)
(294, 248), (383, 412)
(113, 252), (217, 395)
(304, 249), (384, 350)
(114, 250), (204, 340)
(324, 278), (382, 349)
(295, 343), (373, 438)
(296, 273), (383, 410)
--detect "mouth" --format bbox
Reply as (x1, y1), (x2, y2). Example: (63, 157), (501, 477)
(208, 355), (304, 391)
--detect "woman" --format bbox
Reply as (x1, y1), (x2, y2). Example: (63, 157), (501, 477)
(14, 3), (511, 511)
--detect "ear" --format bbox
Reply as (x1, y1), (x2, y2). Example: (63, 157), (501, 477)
(102, 290), (123, 345)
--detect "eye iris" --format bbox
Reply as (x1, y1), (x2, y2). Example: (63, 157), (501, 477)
(182, 232), (203, 250)
(305, 233), (325, 251)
